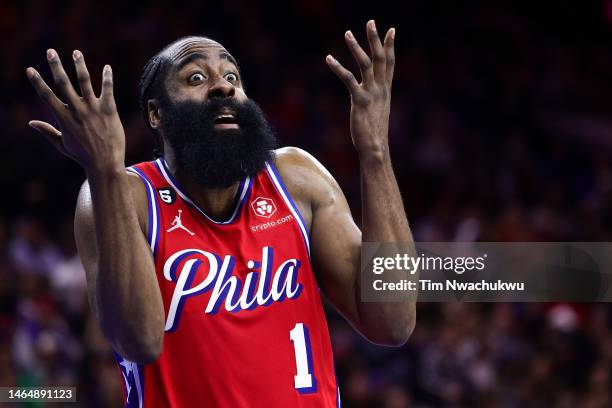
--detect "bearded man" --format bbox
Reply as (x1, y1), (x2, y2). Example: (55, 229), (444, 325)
(26, 20), (415, 407)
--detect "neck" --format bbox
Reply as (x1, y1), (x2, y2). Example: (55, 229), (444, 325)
(163, 152), (242, 222)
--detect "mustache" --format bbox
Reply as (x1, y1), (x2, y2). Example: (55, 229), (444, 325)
(169, 98), (253, 126)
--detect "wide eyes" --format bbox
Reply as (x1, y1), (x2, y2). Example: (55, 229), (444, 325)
(188, 73), (205, 83)
(187, 72), (238, 84)
(224, 73), (238, 82)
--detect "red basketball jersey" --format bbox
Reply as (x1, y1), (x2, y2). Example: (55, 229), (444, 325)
(114, 157), (340, 407)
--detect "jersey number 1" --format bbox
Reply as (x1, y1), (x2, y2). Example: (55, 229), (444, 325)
(290, 323), (317, 393)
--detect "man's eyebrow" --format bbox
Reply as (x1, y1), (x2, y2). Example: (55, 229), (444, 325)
(174, 51), (239, 73)
(175, 52), (208, 71)
(219, 52), (238, 69)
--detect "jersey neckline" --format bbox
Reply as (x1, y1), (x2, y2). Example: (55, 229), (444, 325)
(153, 157), (253, 225)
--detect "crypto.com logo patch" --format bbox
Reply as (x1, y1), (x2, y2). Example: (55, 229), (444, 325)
(251, 197), (277, 218)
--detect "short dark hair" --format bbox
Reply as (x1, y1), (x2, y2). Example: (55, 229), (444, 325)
(139, 55), (171, 157)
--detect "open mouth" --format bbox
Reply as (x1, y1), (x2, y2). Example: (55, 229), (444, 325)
(214, 110), (239, 128)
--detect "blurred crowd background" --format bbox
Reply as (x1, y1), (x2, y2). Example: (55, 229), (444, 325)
(1, 0), (612, 406)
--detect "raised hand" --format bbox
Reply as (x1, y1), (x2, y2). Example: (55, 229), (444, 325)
(326, 20), (395, 162)
(26, 49), (125, 174)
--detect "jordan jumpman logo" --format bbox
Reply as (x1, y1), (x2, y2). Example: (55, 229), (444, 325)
(167, 210), (195, 235)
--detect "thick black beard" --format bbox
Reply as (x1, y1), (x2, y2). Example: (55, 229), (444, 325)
(159, 96), (277, 188)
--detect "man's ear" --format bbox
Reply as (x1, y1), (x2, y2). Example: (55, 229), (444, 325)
(148, 100), (161, 129)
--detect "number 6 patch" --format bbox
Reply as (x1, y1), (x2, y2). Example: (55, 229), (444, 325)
(157, 188), (176, 204)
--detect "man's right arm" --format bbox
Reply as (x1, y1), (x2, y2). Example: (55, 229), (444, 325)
(26, 49), (164, 364)
(75, 171), (164, 364)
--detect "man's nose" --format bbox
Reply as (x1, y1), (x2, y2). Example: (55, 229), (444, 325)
(208, 76), (235, 99)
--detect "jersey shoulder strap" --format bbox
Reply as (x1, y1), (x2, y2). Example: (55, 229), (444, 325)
(126, 161), (163, 258)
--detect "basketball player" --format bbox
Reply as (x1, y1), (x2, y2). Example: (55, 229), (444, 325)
(26, 20), (415, 407)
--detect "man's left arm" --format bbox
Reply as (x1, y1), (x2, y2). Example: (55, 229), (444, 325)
(325, 20), (415, 345)
(278, 21), (415, 346)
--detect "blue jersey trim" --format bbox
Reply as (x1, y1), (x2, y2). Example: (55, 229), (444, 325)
(113, 351), (144, 408)
(153, 158), (252, 225)
(334, 369), (342, 407)
(127, 166), (160, 259)
(265, 161), (311, 257)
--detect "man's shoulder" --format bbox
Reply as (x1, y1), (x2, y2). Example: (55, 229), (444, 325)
(274, 146), (314, 167)
(76, 168), (149, 230)
(77, 168), (146, 197)
(273, 147), (325, 190)
(273, 147), (330, 181)
(272, 147), (339, 211)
